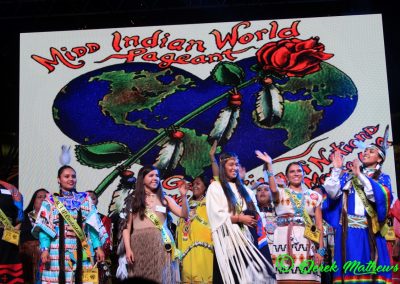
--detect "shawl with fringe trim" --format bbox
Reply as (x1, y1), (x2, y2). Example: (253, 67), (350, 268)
(206, 181), (276, 284)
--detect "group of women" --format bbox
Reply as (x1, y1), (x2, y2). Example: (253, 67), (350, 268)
(116, 139), (394, 284)
(0, 135), (395, 284)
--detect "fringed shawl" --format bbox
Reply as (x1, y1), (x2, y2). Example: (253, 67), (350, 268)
(206, 181), (276, 284)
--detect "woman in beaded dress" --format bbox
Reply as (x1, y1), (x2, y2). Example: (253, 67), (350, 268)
(177, 175), (214, 283)
(256, 151), (324, 283)
(32, 165), (107, 284)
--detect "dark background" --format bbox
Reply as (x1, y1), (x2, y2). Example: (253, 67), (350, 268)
(0, 0), (398, 190)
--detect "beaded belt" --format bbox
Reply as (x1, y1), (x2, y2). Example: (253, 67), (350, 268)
(340, 214), (368, 229)
(276, 216), (305, 226)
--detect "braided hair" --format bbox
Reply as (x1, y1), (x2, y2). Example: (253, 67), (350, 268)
(56, 165), (83, 284)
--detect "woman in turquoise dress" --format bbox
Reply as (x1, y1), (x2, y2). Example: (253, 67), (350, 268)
(32, 165), (108, 284)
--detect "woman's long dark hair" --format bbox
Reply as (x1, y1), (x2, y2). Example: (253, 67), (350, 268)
(131, 165), (165, 220)
(56, 165), (83, 284)
(218, 152), (255, 213)
(24, 188), (49, 214)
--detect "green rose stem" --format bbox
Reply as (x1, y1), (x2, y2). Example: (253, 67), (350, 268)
(94, 77), (258, 196)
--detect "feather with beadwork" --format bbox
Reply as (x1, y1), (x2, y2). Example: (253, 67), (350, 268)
(208, 106), (240, 144)
(154, 139), (184, 172)
(254, 84), (284, 126)
(382, 124), (390, 152)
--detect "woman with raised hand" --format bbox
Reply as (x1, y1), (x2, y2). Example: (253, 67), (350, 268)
(206, 152), (275, 284)
(256, 150), (324, 283)
(122, 165), (189, 283)
(32, 165), (107, 284)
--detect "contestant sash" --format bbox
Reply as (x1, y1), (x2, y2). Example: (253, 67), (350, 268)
(144, 208), (181, 260)
(0, 208), (20, 245)
(53, 195), (92, 260)
(352, 177), (388, 236)
(303, 208), (321, 243)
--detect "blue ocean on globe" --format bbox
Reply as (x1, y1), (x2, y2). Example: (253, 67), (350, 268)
(52, 56), (358, 178)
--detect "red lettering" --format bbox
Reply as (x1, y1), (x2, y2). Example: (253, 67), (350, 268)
(210, 21), (251, 49)
(86, 43), (100, 53)
(363, 125), (379, 136)
(255, 29), (269, 41)
(303, 172), (322, 188)
(238, 33), (254, 44)
(348, 139), (357, 148)
(142, 52), (158, 62)
(343, 144), (356, 153)
(257, 177), (266, 183)
(112, 31), (122, 52)
(31, 47), (85, 73)
(269, 21), (278, 39)
(185, 40), (206, 52)
(301, 162), (312, 175)
(376, 136), (383, 146)
(167, 39), (186, 51)
(329, 142), (349, 156)
(175, 54), (191, 64)
(207, 53), (223, 63)
(190, 54), (208, 64)
(162, 175), (184, 190)
(221, 49), (237, 61)
(354, 132), (370, 141)
(354, 125), (379, 141)
(277, 20), (300, 38)
(123, 35), (140, 48)
(160, 33), (170, 48)
(308, 148), (330, 171)
(64, 50), (76, 61)
(158, 53), (176, 68)
(141, 30), (163, 48)
(71, 46), (87, 58)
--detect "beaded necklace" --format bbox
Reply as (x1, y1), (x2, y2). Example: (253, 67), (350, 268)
(182, 195), (208, 240)
(285, 187), (305, 217)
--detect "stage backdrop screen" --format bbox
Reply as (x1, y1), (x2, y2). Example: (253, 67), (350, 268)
(19, 14), (396, 217)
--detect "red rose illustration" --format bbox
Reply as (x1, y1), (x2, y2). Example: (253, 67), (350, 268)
(40, 211), (46, 218)
(256, 37), (333, 77)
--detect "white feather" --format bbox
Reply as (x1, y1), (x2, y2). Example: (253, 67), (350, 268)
(59, 145), (71, 165)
